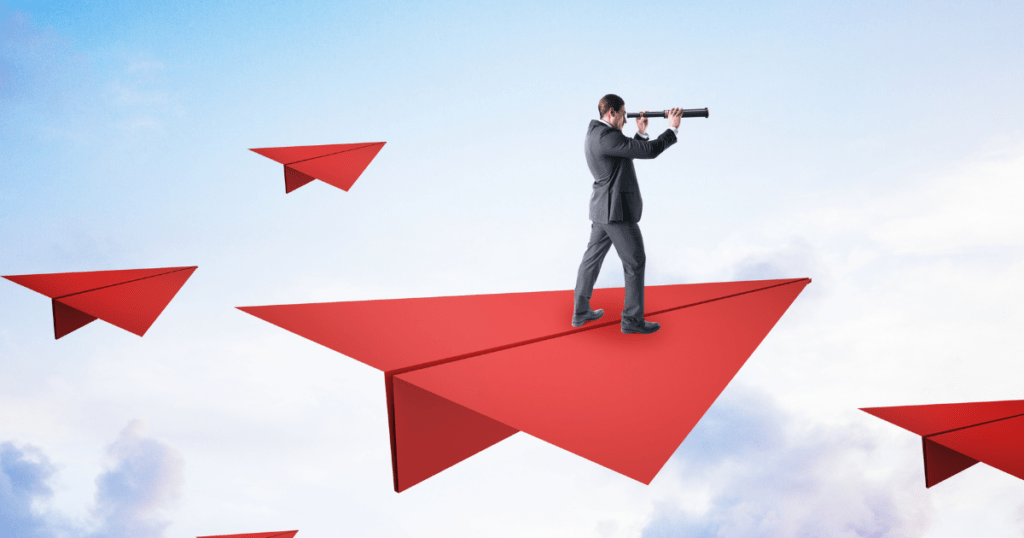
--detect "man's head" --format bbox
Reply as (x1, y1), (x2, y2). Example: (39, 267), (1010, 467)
(599, 94), (626, 131)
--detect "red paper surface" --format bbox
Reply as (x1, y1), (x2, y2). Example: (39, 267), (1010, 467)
(862, 399), (1024, 487)
(284, 166), (316, 193)
(251, 143), (373, 164)
(861, 400), (1024, 437)
(4, 266), (197, 338)
(52, 299), (97, 339)
(240, 278), (811, 491)
(391, 377), (517, 491)
(238, 279), (799, 373)
(250, 142), (385, 192)
(197, 532), (298, 538)
(4, 267), (180, 299)
(398, 280), (808, 485)
(923, 438), (979, 487)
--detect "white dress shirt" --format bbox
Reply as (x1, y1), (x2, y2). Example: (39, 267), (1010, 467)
(599, 118), (678, 139)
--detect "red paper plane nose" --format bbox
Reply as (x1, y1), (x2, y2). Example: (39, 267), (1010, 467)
(4, 266), (197, 339)
(250, 142), (385, 193)
(862, 400), (1024, 487)
(239, 278), (810, 491)
(197, 531), (298, 538)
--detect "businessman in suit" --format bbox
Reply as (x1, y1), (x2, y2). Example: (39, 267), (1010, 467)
(572, 94), (683, 334)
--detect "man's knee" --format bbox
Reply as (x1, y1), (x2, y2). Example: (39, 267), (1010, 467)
(623, 263), (644, 278)
(581, 250), (607, 269)
(621, 248), (645, 274)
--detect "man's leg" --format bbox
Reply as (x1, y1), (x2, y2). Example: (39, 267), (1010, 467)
(573, 223), (612, 315)
(603, 221), (646, 324)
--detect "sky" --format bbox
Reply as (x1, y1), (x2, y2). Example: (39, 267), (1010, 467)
(2, 0), (1024, 536)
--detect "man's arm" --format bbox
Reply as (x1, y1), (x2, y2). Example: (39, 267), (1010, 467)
(602, 108), (685, 159)
(637, 107), (684, 137)
(599, 128), (676, 160)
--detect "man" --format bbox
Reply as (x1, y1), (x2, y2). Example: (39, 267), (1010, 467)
(572, 94), (683, 334)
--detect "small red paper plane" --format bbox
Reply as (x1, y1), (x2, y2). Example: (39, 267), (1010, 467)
(862, 400), (1024, 487)
(3, 266), (197, 339)
(239, 278), (810, 492)
(197, 528), (299, 532)
(250, 142), (386, 193)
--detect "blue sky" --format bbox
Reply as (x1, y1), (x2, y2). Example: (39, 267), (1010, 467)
(3, 1), (1024, 537)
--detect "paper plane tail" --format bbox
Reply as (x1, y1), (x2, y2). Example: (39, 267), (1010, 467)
(284, 166), (316, 193)
(923, 437), (978, 488)
(52, 299), (97, 339)
(389, 376), (517, 492)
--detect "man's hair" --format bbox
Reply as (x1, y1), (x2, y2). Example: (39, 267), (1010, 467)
(598, 94), (625, 118)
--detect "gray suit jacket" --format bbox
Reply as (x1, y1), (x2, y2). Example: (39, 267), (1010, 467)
(585, 120), (677, 223)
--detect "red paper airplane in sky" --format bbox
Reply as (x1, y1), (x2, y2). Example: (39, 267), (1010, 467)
(862, 400), (1024, 487)
(250, 142), (385, 193)
(198, 531), (297, 538)
(3, 266), (197, 339)
(239, 277), (810, 492)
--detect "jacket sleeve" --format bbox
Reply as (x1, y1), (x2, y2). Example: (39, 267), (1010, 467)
(598, 128), (677, 159)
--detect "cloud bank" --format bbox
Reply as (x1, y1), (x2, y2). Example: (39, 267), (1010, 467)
(641, 389), (930, 538)
(0, 421), (183, 538)
(0, 442), (57, 538)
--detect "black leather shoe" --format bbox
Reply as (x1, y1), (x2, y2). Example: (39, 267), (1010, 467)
(571, 308), (604, 327)
(621, 319), (660, 334)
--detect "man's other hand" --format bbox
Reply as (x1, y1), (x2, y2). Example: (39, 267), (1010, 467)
(636, 111), (648, 135)
(667, 108), (683, 129)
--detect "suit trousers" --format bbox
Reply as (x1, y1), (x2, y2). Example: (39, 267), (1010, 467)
(573, 221), (646, 323)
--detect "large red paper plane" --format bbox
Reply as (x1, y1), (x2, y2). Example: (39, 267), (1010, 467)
(3, 266), (197, 339)
(239, 277), (810, 492)
(862, 400), (1024, 487)
(250, 142), (385, 193)
(197, 528), (299, 532)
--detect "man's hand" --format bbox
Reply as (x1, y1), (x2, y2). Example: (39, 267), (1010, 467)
(667, 108), (683, 129)
(636, 111), (648, 135)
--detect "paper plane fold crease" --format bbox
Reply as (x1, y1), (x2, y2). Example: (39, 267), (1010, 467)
(4, 266), (197, 338)
(862, 400), (1024, 487)
(250, 142), (386, 192)
(239, 277), (810, 491)
(197, 531), (298, 538)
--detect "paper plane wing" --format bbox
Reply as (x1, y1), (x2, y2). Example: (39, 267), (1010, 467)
(862, 400), (1024, 487)
(239, 278), (810, 491)
(198, 532), (298, 538)
(4, 266), (197, 338)
(250, 142), (385, 193)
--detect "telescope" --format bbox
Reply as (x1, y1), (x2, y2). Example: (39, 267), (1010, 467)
(627, 108), (709, 119)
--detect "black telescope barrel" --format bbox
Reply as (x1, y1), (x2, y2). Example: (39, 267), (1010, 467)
(626, 108), (709, 119)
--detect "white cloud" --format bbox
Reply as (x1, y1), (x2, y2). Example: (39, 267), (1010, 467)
(87, 420), (184, 538)
(870, 142), (1024, 254)
(0, 422), (183, 538)
(629, 135), (1024, 538)
(640, 388), (930, 538)
(0, 442), (58, 538)
(3, 4), (1024, 535)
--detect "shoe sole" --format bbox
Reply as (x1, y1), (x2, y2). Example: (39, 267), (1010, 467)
(621, 326), (660, 334)
(571, 313), (604, 327)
